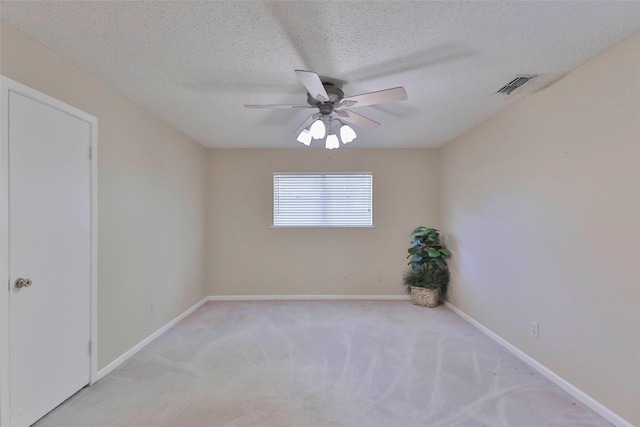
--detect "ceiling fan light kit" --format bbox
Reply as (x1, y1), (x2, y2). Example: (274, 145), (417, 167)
(245, 70), (407, 149)
(296, 128), (312, 146)
(340, 124), (357, 144)
(309, 118), (327, 140)
(325, 133), (340, 150)
(298, 116), (356, 149)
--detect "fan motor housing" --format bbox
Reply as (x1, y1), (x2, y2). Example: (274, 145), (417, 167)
(307, 82), (344, 115)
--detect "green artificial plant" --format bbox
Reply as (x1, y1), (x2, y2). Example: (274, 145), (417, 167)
(402, 226), (451, 294)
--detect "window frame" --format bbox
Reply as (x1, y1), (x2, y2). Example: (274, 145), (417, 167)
(272, 171), (374, 228)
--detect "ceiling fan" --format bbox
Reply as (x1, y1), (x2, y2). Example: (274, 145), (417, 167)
(245, 70), (407, 149)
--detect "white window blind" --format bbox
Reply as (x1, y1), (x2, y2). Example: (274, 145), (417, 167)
(273, 172), (373, 227)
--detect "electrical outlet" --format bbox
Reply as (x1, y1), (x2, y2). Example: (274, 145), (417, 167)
(377, 274), (383, 282)
(151, 301), (158, 315)
(343, 274), (348, 282)
(530, 321), (539, 338)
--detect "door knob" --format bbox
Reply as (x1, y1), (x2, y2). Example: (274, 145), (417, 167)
(14, 278), (32, 289)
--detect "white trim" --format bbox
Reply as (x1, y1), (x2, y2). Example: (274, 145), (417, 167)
(444, 301), (634, 427)
(95, 295), (408, 381)
(0, 76), (98, 427)
(89, 90), (99, 387)
(208, 294), (411, 301)
(96, 297), (209, 381)
(0, 76), (11, 427)
(274, 171), (374, 176)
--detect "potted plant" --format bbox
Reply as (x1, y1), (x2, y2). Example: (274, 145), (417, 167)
(403, 226), (451, 307)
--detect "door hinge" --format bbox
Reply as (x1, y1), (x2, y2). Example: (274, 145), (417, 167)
(88, 340), (92, 356)
(89, 146), (93, 160)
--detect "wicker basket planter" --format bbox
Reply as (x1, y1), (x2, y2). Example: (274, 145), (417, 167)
(410, 286), (440, 307)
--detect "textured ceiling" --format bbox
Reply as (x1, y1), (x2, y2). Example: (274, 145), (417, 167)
(1, 1), (639, 149)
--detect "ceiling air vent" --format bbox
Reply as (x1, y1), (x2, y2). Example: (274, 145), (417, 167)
(497, 75), (538, 95)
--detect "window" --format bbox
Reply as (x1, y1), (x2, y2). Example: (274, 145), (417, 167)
(273, 172), (373, 227)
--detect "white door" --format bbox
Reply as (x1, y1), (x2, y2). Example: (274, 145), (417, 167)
(8, 91), (92, 427)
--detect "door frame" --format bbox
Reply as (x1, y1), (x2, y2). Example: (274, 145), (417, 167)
(0, 75), (98, 426)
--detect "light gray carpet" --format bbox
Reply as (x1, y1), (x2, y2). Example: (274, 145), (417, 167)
(35, 300), (611, 426)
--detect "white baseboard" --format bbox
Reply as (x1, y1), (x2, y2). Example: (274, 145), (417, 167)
(96, 296), (636, 425)
(96, 296), (209, 381)
(95, 295), (407, 381)
(444, 301), (633, 427)
(208, 294), (411, 301)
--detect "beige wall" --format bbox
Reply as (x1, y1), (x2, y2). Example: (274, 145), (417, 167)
(438, 32), (640, 425)
(3, 15), (638, 426)
(1, 21), (209, 369)
(206, 149), (439, 296)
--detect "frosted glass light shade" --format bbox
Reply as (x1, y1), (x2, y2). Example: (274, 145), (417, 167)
(340, 124), (357, 144)
(309, 119), (326, 139)
(325, 134), (340, 149)
(296, 128), (312, 146)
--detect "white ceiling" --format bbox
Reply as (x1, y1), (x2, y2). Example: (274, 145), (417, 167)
(2, 1), (639, 149)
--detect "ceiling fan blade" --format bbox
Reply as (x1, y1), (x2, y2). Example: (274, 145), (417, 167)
(295, 70), (329, 102)
(244, 104), (312, 109)
(339, 110), (380, 130)
(340, 87), (407, 108)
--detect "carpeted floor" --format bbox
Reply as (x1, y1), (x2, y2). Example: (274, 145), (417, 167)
(34, 300), (611, 426)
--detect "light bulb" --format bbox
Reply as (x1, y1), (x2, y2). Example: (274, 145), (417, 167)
(309, 119), (326, 139)
(296, 128), (312, 146)
(340, 124), (357, 144)
(325, 134), (340, 149)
